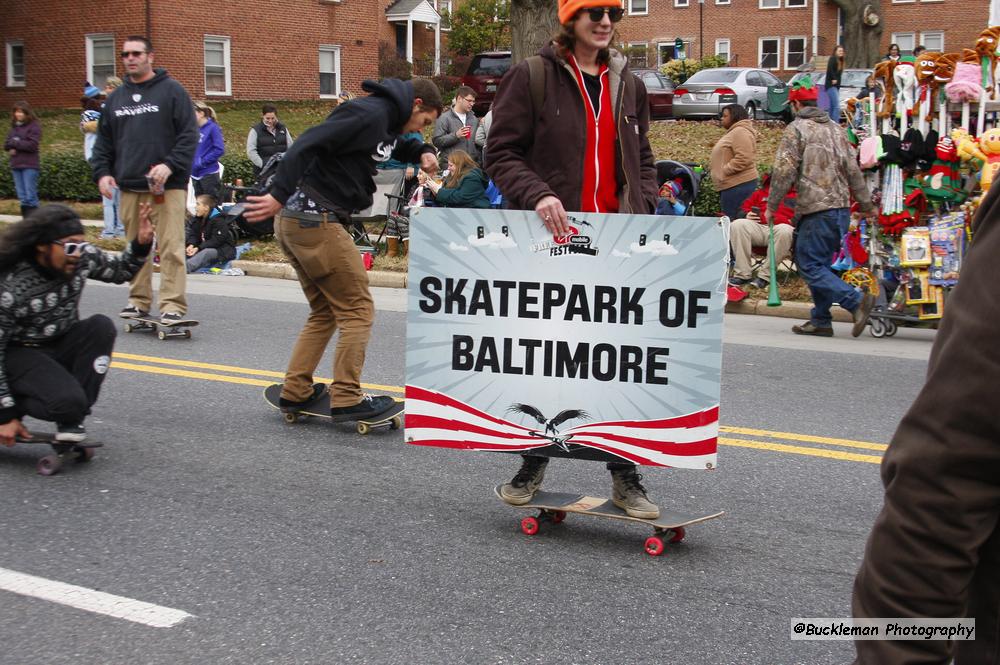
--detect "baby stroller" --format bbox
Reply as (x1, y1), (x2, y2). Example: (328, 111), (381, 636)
(220, 152), (285, 239)
(655, 160), (703, 216)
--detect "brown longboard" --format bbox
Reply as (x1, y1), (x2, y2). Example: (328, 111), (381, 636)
(263, 383), (404, 435)
(123, 316), (199, 340)
(494, 486), (723, 556)
(10, 432), (103, 476)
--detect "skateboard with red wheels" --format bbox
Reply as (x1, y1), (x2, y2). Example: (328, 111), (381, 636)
(494, 486), (723, 556)
(123, 316), (199, 340)
(263, 383), (404, 435)
(11, 432), (103, 476)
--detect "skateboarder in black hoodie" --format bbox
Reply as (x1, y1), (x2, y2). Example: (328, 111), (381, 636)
(243, 78), (442, 422)
(90, 36), (198, 325)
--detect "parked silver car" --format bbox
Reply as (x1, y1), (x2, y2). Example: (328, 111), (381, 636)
(672, 67), (787, 120)
(788, 68), (873, 113)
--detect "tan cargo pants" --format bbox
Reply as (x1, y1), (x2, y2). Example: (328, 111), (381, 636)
(119, 189), (187, 315)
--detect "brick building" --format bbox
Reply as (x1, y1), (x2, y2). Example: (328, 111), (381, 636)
(0, 0), (454, 109)
(617, 0), (991, 77)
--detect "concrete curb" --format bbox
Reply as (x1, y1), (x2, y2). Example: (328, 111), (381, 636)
(230, 260), (407, 289)
(725, 297), (853, 323)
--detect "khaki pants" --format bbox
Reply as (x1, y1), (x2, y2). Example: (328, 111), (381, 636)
(729, 218), (794, 281)
(119, 189), (187, 315)
(275, 213), (374, 407)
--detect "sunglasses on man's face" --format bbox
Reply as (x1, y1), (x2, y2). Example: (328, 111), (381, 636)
(52, 240), (91, 257)
(121, 50), (147, 59)
(585, 6), (625, 22)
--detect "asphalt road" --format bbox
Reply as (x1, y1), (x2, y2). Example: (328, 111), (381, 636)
(0, 274), (934, 665)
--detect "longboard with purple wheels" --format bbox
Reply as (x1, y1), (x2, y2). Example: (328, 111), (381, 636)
(123, 316), (199, 340)
(10, 432), (103, 476)
(262, 383), (404, 435)
(494, 486), (723, 556)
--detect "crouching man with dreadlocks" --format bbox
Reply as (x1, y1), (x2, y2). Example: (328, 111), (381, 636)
(0, 203), (153, 446)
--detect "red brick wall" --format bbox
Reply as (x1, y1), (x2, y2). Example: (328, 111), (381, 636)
(880, 0), (990, 58)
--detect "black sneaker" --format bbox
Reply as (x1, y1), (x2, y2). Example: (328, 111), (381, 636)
(55, 423), (86, 442)
(499, 456), (549, 505)
(160, 312), (184, 325)
(278, 383), (329, 411)
(728, 276), (750, 287)
(750, 277), (769, 290)
(329, 395), (398, 422)
(119, 305), (148, 319)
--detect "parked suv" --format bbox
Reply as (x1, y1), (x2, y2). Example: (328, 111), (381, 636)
(461, 51), (512, 116)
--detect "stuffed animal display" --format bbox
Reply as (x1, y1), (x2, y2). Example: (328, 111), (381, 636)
(894, 56), (917, 119)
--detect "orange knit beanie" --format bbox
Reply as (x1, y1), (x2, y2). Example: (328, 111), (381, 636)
(558, 0), (622, 25)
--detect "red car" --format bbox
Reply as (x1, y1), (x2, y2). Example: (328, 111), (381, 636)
(631, 69), (675, 120)
(461, 51), (512, 116)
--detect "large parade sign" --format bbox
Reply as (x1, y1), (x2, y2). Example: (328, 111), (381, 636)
(404, 208), (729, 468)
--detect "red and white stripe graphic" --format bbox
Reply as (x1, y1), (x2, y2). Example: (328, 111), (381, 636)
(405, 385), (718, 468)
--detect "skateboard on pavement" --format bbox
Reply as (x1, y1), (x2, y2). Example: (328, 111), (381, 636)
(123, 316), (199, 340)
(10, 432), (103, 476)
(263, 383), (404, 435)
(494, 486), (724, 556)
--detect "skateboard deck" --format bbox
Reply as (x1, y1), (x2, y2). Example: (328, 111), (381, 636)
(11, 432), (103, 476)
(263, 383), (404, 435)
(494, 485), (723, 556)
(123, 316), (199, 340)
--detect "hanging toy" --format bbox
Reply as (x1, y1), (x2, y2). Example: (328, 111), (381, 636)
(973, 26), (1000, 99)
(872, 60), (897, 120)
(914, 51), (945, 121)
(893, 56), (917, 119)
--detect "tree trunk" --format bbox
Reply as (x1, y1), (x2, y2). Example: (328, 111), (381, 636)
(510, 0), (559, 65)
(830, 0), (884, 68)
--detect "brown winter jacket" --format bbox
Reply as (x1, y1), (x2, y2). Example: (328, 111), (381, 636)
(485, 44), (658, 214)
(709, 118), (758, 191)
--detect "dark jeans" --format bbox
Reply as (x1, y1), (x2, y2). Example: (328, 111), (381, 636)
(522, 454), (634, 472)
(795, 208), (860, 327)
(192, 172), (222, 202)
(719, 179), (758, 222)
(6, 315), (116, 425)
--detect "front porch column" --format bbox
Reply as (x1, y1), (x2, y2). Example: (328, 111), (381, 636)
(406, 19), (414, 63)
(434, 21), (441, 75)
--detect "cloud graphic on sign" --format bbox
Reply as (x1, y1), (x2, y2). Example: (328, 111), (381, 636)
(612, 249), (631, 258)
(449, 241), (470, 252)
(629, 239), (678, 256)
(468, 231), (517, 249)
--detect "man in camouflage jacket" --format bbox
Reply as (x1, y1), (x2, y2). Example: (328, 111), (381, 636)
(766, 77), (877, 338)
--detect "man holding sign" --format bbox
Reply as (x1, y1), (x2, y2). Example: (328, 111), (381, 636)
(486, 0), (659, 516)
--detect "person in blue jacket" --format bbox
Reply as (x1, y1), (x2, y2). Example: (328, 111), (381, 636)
(191, 101), (225, 201)
(418, 149), (491, 209)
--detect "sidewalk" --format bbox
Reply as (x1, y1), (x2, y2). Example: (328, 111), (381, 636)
(0, 214), (849, 322)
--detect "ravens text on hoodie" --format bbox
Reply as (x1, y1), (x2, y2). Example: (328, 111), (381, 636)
(90, 68), (199, 191)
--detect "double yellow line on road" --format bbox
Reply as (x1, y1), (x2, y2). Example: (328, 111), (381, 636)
(112, 352), (884, 464)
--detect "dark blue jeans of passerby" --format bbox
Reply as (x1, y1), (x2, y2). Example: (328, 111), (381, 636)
(795, 208), (861, 327)
(719, 180), (758, 222)
(12, 168), (39, 208)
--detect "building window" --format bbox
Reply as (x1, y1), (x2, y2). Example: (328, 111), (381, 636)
(627, 42), (648, 68)
(891, 32), (916, 54)
(204, 37), (231, 96)
(716, 0), (731, 5)
(759, 38), (780, 69)
(921, 31), (944, 52)
(674, 0), (689, 6)
(6, 41), (25, 87)
(759, 0), (780, 8)
(715, 39), (730, 63)
(319, 45), (341, 98)
(786, 0), (807, 6)
(891, 0), (916, 3)
(785, 36), (807, 69)
(657, 42), (674, 65)
(629, 0), (648, 13)
(86, 35), (115, 88)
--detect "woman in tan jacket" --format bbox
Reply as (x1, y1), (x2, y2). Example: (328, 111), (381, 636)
(709, 103), (758, 221)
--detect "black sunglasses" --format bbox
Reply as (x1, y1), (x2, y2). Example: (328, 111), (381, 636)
(585, 6), (625, 22)
(121, 50), (147, 58)
(52, 240), (91, 257)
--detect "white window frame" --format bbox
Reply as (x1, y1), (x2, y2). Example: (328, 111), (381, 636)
(891, 0), (916, 3)
(759, 0), (780, 8)
(85, 34), (115, 89)
(203, 36), (231, 97)
(628, 0), (649, 14)
(920, 31), (944, 52)
(674, 0), (690, 6)
(891, 32), (916, 54)
(784, 36), (807, 69)
(319, 45), (341, 99)
(6, 41), (25, 88)
(715, 0), (731, 5)
(657, 42), (674, 66)
(759, 37), (780, 70)
(627, 42), (648, 68)
(715, 38), (731, 62)
(785, 0), (807, 6)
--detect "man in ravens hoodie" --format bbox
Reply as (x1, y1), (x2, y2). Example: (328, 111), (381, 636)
(90, 36), (198, 325)
(243, 78), (442, 423)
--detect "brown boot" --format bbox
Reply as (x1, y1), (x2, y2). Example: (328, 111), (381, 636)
(386, 237), (400, 258)
(402, 239), (409, 256)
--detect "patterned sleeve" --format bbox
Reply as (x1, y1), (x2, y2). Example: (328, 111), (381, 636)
(768, 125), (802, 214)
(0, 283), (18, 423)
(82, 240), (152, 284)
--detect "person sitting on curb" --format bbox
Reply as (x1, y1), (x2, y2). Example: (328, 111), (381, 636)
(728, 174), (796, 290)
(184, 194), (235, 273)
(0, 203), (153, 445)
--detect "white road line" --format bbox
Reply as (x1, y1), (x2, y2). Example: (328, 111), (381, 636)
(0, 567), (193, 628)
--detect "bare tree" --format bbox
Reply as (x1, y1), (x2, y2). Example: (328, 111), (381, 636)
(510, 0), (559, 64)
(828, 0), (884, 67)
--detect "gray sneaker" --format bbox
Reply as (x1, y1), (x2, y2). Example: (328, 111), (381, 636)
(611, 468), (660, 519)
(55, 423), (86, 443)
(499, 456), (548, 505)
